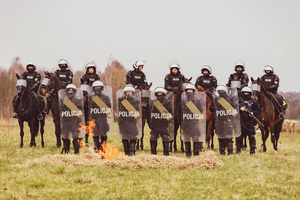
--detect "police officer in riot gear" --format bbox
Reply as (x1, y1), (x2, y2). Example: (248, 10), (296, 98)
(227, 60), (249, 95)
(147, 87), (173, 156)
(12, 63), (44, 119)
(81, 63), (100, 86)
(43, 59), (73, 114)
(90, 81), (112, 151)
(236, 87), (261, 155)
(177, 84), (203, 157)
(126, 60), (148, 89)
(260, 65), (287, 118)
(164, 61), (188, 94)
(195, 65), (217, 99)
(118, 85), (140, 156)
(60, 84), (83, 154)
(209, 85), (235, 155)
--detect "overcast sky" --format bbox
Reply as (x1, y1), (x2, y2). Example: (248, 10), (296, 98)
(1, 0), (299, 92)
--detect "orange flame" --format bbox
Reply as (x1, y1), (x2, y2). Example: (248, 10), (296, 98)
(77, 119), (97, 138)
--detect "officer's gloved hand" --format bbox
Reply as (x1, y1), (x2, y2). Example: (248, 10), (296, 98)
(173, 87), (178, 93)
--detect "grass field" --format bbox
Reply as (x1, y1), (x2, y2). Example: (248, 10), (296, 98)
(1, 121), (300, 200)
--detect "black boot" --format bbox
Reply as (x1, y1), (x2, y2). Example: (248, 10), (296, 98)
(93, 136), (100, 152)
(61, 138), (70, 154)
(236, 136), (242, 154)
(129, 140), (137, 156)
(193, 142), (200, 156)
(227, 138), (234, 155)
(150, 140), (157, 155)
(122, 140), (130, 156)
(163, 141), (169, 156)
(185, 142), (192, 157)
(73, 138), (80, 154)
(218, 139), (226, 155)
(249, 135), (256, 155)
(43, 98), (51, 114)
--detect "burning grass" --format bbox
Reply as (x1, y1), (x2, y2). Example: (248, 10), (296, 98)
(42, 150), (223, 169)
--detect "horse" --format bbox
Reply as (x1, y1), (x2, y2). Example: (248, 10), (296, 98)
(250, 77), (285, 153)
(136, 82), (152, 150)
(196, 85), (215, 150)
(170, 76), (192, 152)
(40, 72), (62, 147)
(15, 74), (45, 148)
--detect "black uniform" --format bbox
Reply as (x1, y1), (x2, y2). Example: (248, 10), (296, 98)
(118, 95), (140, 156)
(147, 97), (172, 155)
(236, 95), (261, 154)
(227, 72), (249, 94)
(177, 92), (203, 157)
(195, 75), (217, 99)
(164, 72), (187, 94)
(13, 70), (44, 115)
(260, 72), (287, 110)
(81, 73), (100, 86)
(209, 94), (236, 155)
(89, 92), (111, 150)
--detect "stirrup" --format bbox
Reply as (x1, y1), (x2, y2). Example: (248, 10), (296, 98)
(12, 112), (18, 119)
(37, 114), (44, 121)
(279, 113), (285, 119)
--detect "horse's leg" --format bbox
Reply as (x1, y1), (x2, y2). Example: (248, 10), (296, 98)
(174, 121), (179, 152)
(53, 115), (61, 147)
(40, 118), (45, 147)
(29, 120), (37, 147)
(19, 119), (24, 148)
(140, 130), (144, 150)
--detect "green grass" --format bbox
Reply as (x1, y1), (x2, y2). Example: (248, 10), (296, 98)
(1, 121), (300, 199)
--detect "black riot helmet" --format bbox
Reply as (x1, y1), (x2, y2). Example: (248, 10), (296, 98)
(58, 59), (68, 71)
(26, 63), (36, 73)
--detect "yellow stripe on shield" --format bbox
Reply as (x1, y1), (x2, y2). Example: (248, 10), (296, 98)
(186, 101), (204, 121)
(121, 99), (139, 119)
(153, 100), (172, 121)
(63, 98), (82, 118)
(92, 95), (111, 115)
(217, 97), (237, 117)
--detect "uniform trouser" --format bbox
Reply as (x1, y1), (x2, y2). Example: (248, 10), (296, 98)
(218, 138), (233, 155)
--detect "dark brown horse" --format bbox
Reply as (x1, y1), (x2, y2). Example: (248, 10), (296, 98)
(170, 76), (192, 152)
(40, 72), (63, 147)
(15, 74), (45, 147)
(196, 85), (215, 150)
(251, 77), (285, 153)
(136, 82), (152, 150)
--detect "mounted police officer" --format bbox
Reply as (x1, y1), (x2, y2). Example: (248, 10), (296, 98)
(178, 84), (206, 157)
(12, 63), (44, 119)
(147, 87), (173, 156)
(59, 84), (85, 154)
(195, 65), (217, 99)
(117, 85), (142, 156)
(43, 59), (73, 114)
(236, 87), (261, 155)
(89, 81), (113, 151)
(164, 61), (188, 94)
(126, 60), (148, 90)
(209, 85), (241, 155)
(81, 63), (100, 86)
(260, 65), (287, 119)
(227, 60), (249, 96)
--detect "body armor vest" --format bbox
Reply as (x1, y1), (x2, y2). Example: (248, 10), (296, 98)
(26, 72), (37, 87)
(198, 76), (213, 91)
(262, 74), (275, 87)
(169, 74), (181, 87)
(86, 74), (99, 86)
(56, 70), (71, 82)
(130, 71), (143, 86)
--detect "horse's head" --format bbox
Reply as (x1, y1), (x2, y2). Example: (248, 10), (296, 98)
(250, 77), (262, 100)
(175, 76), (192, 98)
(16, 73), (27, 99)
(40, 71), (62, 96)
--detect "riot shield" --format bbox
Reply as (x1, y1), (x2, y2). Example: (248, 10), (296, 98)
(117, 89), (142, 140)
(141, 89), (150, 107)
(148, 91), (174, 141)
(180, 91), (206, 142)
(231, 80), (241, 89)
(58, 89), (85, 139)
(213, 88), (241, 139)
(88, 86), (114, 137)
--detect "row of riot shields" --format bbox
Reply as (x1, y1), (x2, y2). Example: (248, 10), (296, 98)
(58, 86), (241, 141)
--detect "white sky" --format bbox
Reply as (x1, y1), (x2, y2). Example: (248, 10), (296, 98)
(1, 0), (299, 92)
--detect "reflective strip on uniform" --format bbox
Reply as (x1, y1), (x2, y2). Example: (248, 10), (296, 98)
(186, 101), (204, 121)
(92, 95), (111, 115)
(121, 99), (139, 119)
(217, 97), (237, 117)
(153, 100), (172, 121)
(63, 98), (82, 117)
